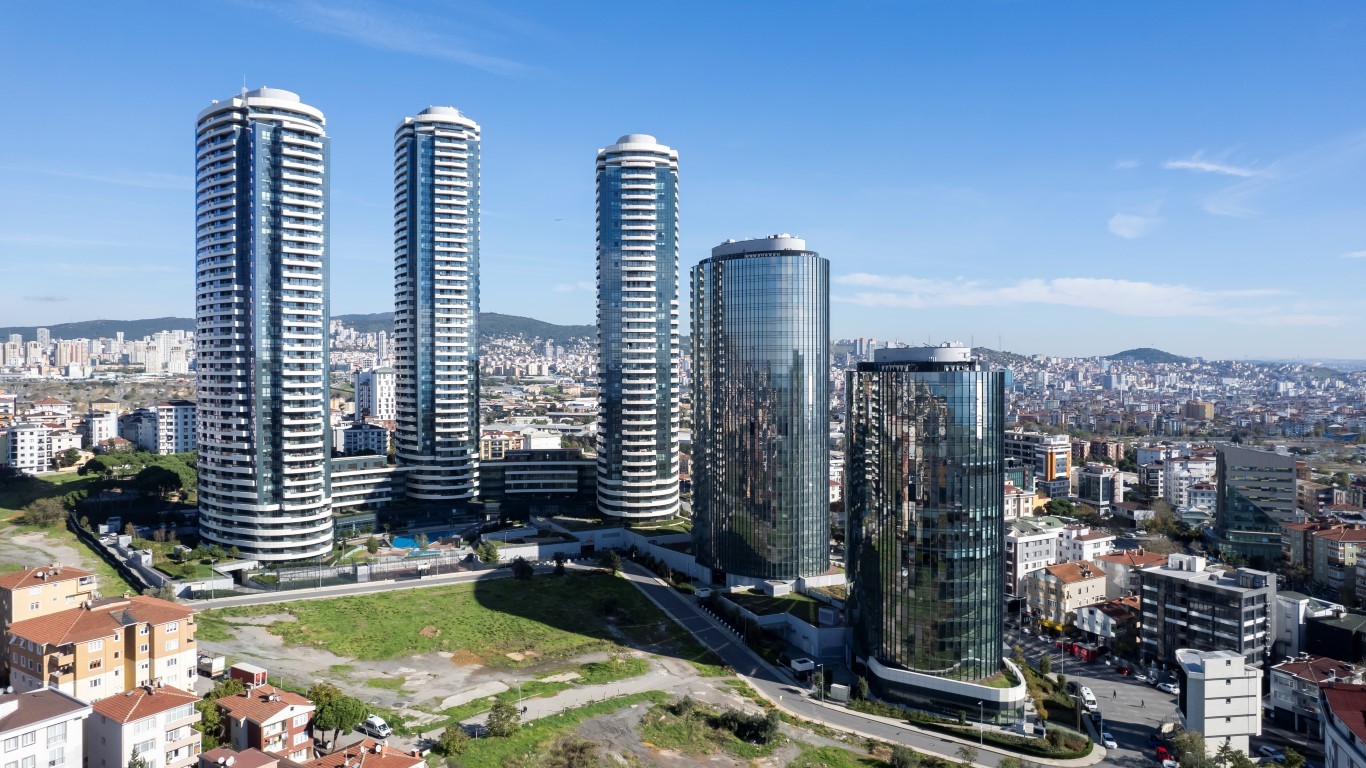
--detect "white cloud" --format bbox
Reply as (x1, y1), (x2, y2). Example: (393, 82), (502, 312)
(1162, 153), (1262, 178)
(1341, 251), (1366, 259)
(1113, 160), (1139, 170)
(832, 273), (1339, 327)
(251, 0), (525, 75)
(1107, 212), (1161, 239)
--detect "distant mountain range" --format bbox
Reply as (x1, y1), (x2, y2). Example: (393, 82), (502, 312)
(0, 313), (596, 345)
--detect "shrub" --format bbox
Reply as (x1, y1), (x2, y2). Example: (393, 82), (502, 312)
(890, 746), (921, 768)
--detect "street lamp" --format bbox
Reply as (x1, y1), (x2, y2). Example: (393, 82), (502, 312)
(977, 701), (984, 745)
(815, 663), (825, 703)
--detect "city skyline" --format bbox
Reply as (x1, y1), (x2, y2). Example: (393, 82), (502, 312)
(2, 3), (1365, 358)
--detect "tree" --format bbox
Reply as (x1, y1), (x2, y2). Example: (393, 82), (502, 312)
(955, 745), (979, 767)
(811, 670), (825, 694)
(134, 465), (183, 500)
(553, 551), (567, 576)
(852, 676), (869, 701)
(313, 694), (367, 745)
(476, 540), (500, 564)
(228, 546), (241, 560)
(21, 497), (65, 527)
(415, 532), (429, 551)
(511, 556), (534, 581)
(126, 747), (151, 768)
(998, 758), (1026, 768)
(366, 536), (380, 554)
(597, 549), (621, 574)
(889, 746), (921, 768)
(195, 679), (246, 749)
(1044, 498), (1076, 517)
(1039, 654), (1052, 675)
(437, 723), (469, 756)
(487, 698), (521, 737)
(1214, 740), (1237, 767)
(1281, 748), (1306, 768)
(1171, 730), (1207, 768)
(56, 448), (82, 469)
(307, 682), (342, 708)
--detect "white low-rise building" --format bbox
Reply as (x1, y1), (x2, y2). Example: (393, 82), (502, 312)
(1320, 682), (1366, 768)
(4, 423), (52, 474)
(0, 688), (90, 768)
(87, 685), (201, 768)
(1176, 648), (1262, 757)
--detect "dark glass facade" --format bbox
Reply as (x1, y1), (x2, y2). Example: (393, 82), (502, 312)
(1212, 444), (1297, 568)
(846, 350), (1005, 684)
(690, 237), (829, 581)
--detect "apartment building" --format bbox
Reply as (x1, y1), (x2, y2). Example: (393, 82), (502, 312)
(87, 684), (201, 768)
(1269, 654), (1362, 735)
(4, 424), (52, 474)
(1139, 555), (1274, 668)
(153, 401), (196, 455)
(305, 739), (422, 768)
(1094, 548), (1168, 599)
(1025, 560), (1107, 632)
(1163, 455), (1216, 508)
(1003, 483), (1035, 522)
(1076, 462), (1124, 514)
(1176, 648), (1262, 757)
(1273, 591), (1344, 659)
(1005, 429), (1071, 498)
(7, 596), (198, 703)
(0, 689), (90, 768)
(216, 684), (314, 762)
(1006, 516), (1065, 596)
(1312, 526), (1366, 594)
(1321, 683), (1366, 768)
(1074, 595), (1140, 646)
(0, 565), (98, 629)
(1058, 525), (1116, 563)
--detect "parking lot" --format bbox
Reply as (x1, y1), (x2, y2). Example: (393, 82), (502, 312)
(1005, 626), (1321, 767)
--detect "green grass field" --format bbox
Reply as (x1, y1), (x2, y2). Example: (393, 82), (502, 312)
(637, 701), (781, 760)
(0, 472), (100, 520)
(200, 572), (717, 666)
(451, 691), (667, 768)
(724, 589), (823, 624)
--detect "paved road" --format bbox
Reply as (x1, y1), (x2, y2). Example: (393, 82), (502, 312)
(622, 563), (1103, 768)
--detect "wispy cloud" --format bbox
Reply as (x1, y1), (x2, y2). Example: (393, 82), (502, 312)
(249, 0), (526, 75)
(1163, 151), (1263, 178)
(1113, 160), (1139, 170)
(833, 273), (1341, 327)
(553, 281), (594, 293)
(1342, 251), (1366, 260)
(1107, 200), (1163, 239)
(23, 295), (67, 303)
(1188, 133), (1366, 218)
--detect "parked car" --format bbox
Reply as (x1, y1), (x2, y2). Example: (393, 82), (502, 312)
(1258, 745), (1286, 762)
(1155, 746), (1172, 761)
(1157, 681), (1180, 695)
(1133, 672), (1150, 683)
(1103, 732), (1118, 749)
(1021, 627), (1032, 635)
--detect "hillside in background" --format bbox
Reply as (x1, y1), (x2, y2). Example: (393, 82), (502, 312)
(0, 312), (596, 344)
(1106, 347), (1191, 364)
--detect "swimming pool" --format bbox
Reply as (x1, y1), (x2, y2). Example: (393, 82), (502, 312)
(391, 529), (459, 549)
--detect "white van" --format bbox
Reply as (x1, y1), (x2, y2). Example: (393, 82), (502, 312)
(358, 714), (392, 738)
(1079, 686), (1098, 712)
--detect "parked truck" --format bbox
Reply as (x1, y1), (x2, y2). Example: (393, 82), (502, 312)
(197, 653), (226, 680)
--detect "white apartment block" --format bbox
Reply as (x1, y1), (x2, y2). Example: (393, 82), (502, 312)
(153, 401), (196, 455)
(0, 689), (90, 768)
(1006, 516), (1065, 596)
(1176, 648), (1262, 757)
(5, 424), (52, 474)
(1059, 525), (1116, 563)
(353, 367), (396, 422)
(87, 685), (201, 768)
(1322, 683), (1366, 768)
(1164, 456), (1216, 508)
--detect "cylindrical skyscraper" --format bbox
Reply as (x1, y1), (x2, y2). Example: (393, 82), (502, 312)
(845, 345), (1025, 721)
(393, 106), (481, 503)
(595, 135), (680, 520)
(691, 235), (829, 583)
(194, 88), (333, 561)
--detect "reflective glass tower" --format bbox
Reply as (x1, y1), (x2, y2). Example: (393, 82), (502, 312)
(846, 345), (1022, 719)
(1211, 444), (1297, 568)
(194, 88), (333, 562)
(595, 135), (680, 520)
(393, 107), (481, 503)
(691, 235), (829, 582)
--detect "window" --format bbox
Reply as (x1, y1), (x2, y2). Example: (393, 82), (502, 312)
(166, 727), (184, 742)
(165, 622), (178, 633)
(27, 603), (37, 612)
(292, 713), (308, 727)
(18, 733), (34, 748)
(139, 626), (149, 636)
(2, 736), (15, 750)
(139, 644), (148, 653)
(45, 723), (63, 745)
(164, 640), (178, 652)
(87, 639), (102, 653)
(88, 659), (102, 671)
(88, 678), (101, 689)
(19, 757), (32, 768)
(133, 739), (155, 756)
(134, 718), (154, 734)
(293, 732), (308, 745)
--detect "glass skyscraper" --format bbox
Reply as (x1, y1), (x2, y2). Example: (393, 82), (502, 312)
(1211, 444), (1298, 568)
(691, 235), (829, 582)
(194, 88), (333, 561)
(595, 135), (680, 520)
(846, 345), (1024, 720)
(393, 106), (482, 503)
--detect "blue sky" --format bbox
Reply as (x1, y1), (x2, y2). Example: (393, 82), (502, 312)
(1, 1), (1363, 359)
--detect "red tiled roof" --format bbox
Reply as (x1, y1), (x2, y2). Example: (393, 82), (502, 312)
(217, 685), (313, 725)
(1322, 683), (1366, 744)
(8, 596), (193, 646)
(1273, 655), (1360, 684)
(92, 685), (199, 724)
(1042, 561), (1106, 584)
(306, 739), (422, 768)
(199, 747), (279, 768)
(1097, 549), (1169, 569)
(0, 564), (94, 591)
